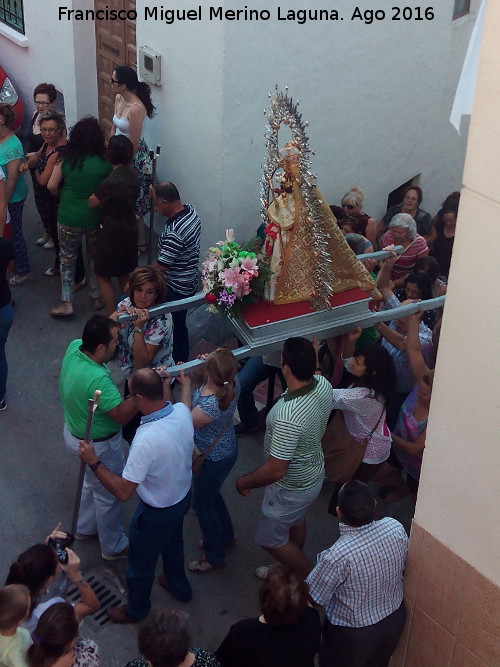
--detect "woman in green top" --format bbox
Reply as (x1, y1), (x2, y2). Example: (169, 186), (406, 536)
(0, 103), (30, 285)
(48, 117), (112, 317)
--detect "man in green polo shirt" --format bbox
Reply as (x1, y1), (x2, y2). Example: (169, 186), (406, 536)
(60, 314), (139, 560)
(236, 337), (331, 579)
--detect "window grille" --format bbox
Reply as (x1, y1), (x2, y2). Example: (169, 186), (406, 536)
(0, 0), (25, 34)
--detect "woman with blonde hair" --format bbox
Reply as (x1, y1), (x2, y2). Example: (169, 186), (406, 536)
(340, 186), (377, 246)
(187, 348), (240, 573)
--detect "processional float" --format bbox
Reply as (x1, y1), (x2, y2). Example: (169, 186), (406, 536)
(119, 88), (444, 373)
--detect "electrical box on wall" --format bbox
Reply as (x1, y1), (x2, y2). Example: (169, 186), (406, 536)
(138, 46), (162, 86)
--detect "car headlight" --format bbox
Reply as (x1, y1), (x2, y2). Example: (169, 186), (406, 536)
(0, 77), (19, 105)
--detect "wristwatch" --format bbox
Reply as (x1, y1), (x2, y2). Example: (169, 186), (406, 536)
(133, 328), (143, 334)
(89, 459), (102, 472)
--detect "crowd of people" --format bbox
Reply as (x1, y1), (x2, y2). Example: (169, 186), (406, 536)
(0, 67), (458, 667)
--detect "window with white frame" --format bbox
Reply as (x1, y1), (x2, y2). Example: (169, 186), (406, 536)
(453, 0), (471, 19)
(0, 0), (25, 34)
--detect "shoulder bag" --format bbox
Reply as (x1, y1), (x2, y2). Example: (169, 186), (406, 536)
(192, 421), (232, 477)
(321, 404), (385, 485)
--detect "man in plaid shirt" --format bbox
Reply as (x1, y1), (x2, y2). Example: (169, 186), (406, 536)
(306, 481), (408, 666)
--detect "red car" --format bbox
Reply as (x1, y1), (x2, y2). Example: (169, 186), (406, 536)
(0, 65), (24, 132)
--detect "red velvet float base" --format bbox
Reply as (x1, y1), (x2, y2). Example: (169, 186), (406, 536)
(243, 289), (372, 327)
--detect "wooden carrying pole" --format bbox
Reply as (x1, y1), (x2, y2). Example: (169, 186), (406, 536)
(147, 145), (161, 264)
(70, 389), (101, 536)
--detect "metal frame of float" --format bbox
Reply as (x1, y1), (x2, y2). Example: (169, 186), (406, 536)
(118, 247), (445, 375)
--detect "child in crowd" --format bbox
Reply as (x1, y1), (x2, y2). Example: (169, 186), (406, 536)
(0, 584), (31, 667)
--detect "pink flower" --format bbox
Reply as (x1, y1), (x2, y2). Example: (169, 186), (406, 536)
(225, 228), (235, 242)
(241, 256), (258, 272)
(220, 267), (243, 290)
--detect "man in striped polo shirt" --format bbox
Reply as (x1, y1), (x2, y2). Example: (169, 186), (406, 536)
(236, 337), (331, 579)
(152, 182), (201, 362)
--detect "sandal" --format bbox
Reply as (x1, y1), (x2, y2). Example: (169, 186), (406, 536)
(137, 243), (148, 257)
(188, 554), (226, 573)
(45, 267), (60, 276)
(51, 303), (74, 317)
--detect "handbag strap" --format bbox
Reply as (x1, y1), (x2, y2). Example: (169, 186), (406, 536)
(199, 419), (232, 459)
(362, 404), (385, 444)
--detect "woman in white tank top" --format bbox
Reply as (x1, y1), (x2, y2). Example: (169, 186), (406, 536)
(109, 66), (156, 255)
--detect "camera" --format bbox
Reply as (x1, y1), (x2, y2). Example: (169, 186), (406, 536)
(48, 532), (74, 565)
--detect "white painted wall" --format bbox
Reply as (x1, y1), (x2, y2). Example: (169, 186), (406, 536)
(415, 0), (500, 585)
(0, 0), (97, 129)
(135, 0), (480, 253)
(1, 0), (479, 252)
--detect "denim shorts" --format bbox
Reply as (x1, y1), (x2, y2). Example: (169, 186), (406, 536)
(255, 477), (323, 548)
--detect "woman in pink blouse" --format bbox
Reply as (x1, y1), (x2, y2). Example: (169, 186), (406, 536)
(381, 213), (428, 287)
(323, 328), (396, 515)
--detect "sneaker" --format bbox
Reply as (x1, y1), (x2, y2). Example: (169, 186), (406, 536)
(235, 422), (258, 437)
(255, 565), (274, 580)
(0, 399), (6, 411)
(36, 233), (51, 246)
(42, 239), (54, 250)
(102, 547), (128, 561)
(9, 273), (33, 287)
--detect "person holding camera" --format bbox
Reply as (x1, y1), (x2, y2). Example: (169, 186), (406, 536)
(5, 526), (99, 636)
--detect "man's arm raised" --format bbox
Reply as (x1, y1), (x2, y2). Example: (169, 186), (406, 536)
(106, 395), (139, 425)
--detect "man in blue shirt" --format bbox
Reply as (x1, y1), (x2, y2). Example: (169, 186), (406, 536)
(306, 481), (408, 666)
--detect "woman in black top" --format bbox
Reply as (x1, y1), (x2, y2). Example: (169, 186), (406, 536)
(25, 83), (58, 248)
(89, 135), (140, 314)
(430, 204), (457, 279)
(216, 565), (321, 667)
(21, 110), (85, 286)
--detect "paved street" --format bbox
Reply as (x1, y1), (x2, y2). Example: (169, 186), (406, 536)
(0, 186), (414, 665)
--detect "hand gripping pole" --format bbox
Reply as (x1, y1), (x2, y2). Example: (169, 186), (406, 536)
(70, 390), (101, 536)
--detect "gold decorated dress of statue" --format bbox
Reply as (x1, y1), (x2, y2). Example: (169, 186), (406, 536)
(262, 124), (377, 307)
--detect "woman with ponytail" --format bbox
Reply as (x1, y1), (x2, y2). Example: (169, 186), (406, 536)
(28, 602), (101, 667)
(109, 65), (156, 256)
(187, 348), (240, 573)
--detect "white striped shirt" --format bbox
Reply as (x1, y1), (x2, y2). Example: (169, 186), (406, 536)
(157, 203), (201, 294)
(306, 518), (408, 627)
(264, 375), (332, 490)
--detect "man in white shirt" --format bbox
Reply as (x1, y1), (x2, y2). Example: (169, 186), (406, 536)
(78, 367), (194, 623)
